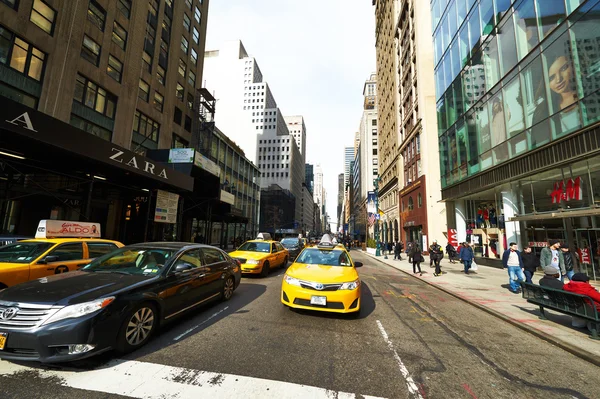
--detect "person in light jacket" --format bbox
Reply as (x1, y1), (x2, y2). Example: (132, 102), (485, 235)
(540, 239), (566, 280)
(502, 242), (525, 294)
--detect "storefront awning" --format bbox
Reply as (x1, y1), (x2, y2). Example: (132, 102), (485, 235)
(509, 208), (600, 221)
(0, 98), (194, 192)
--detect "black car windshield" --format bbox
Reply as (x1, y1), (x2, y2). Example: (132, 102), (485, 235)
(295, 248), (352, 267)
(83, 248), (175, 275)
(238, 242), (270, 253)
(0, 242), (54, 264)
(280, 238), (300, 248)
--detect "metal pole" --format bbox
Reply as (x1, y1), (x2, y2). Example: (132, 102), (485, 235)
(144, 190), (153, 242)
(85, 179), (94, 221)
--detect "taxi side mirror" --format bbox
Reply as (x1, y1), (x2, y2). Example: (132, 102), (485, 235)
(354, 261), (363, 268)
(39, 255), (59, 264)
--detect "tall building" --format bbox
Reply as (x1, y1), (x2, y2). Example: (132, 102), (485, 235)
(432, 0), (600, 278)
(203, 40), (304, 231)
(395, 0), (445, 246)
(305, 163), (314, 194)
(0, 0), (214, 242)
(373, 0), (401, 244)
(301, 183), (315, 235)
(284, 115), (307, 165)
(337, 173), (344, 230)
(314, 164), (324, 213)
(343, 146), (354, 188)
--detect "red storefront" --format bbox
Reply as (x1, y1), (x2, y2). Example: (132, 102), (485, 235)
(400, 175), (429, 251)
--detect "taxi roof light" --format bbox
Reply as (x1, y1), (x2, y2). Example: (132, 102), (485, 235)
(256, 232), (272, 241)
(317, 234), (336, 249)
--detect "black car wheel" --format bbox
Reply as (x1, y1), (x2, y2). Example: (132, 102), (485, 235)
(261, 261), (270, 277)
(222, 276), (235, 301)
(116, 303), (157, 353)
(280, 257), (288, 269)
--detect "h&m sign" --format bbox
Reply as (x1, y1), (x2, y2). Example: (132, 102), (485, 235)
(550, 177), (583, 204)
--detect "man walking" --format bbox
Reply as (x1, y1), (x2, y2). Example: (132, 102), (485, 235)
(406, 241), (414, 263)
(540, 239), (565, 281)
(502, 242), (525, 294)
(394, 241), (403, 260)
(429, 240), (444, 276)
(521, 246), (539, 284)
(459, 242), (474, 274)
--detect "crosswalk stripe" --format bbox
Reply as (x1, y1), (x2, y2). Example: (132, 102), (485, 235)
(0, 359), (386, 399)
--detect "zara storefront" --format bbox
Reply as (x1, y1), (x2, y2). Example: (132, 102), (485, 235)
(432, 0), (600, 279)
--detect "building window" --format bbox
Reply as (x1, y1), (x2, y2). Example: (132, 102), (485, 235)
(181, 36), (188, 54)
(173, 106), (182, 124)
(188, 70), (195, 88)
(417, 193), (422, 208)
(73, 74), (117, 119)
(107, 55), (123, 82)
(156, 65), (165, 85)
(160, 38), (168, 61)
(191, 48), (198, 66)
(148, 0), (159, 17)
(416, 134), (420, 154)
(192, 27), (200, 44)
(372, 119), (377, 126)
(162, 13), (172, 33)
(172, 133), (188, 148)
(142, 51), (152, 73)
(2, 31), (46, 82)
(187, 92), (194, 110)
(87, 0), (106, 31)
(117, 0), (131, 19)
(183, 13), (191, 32)
(138, 79), (149, 102)
(70, 114), (112, 141)
(178, 58), (186, 78)
(185, 0), (192, 9)
(194, 6), (201, 24)
(81, 35), (101, 66)
(30, 0), (56, 35)
(184, 115), (191, 132)
(112, 22), (127, 50)
(146, 23), (156, 47)
(176, 83), (184, 101)
(133, 110), (159, 143)
(1, 0), (17, 10)
(153, 91), (164, 112)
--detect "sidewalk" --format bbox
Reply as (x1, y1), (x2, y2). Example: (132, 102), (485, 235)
(360, 250), (600, 366)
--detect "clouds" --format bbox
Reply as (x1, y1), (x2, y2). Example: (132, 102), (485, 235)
(205, 0), (376, 226)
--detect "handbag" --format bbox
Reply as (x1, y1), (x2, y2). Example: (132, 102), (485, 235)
(471, 259), (478, 271)
(419, 255), (425, 263)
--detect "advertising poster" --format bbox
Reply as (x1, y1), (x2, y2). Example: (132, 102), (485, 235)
(35, 220), (101, 238)
(367, 192), (377, 214)
(154, 190), (179, 224)
(448, 228), (458, 250)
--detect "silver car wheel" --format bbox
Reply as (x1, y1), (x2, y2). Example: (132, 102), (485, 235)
(126, 307), (155, 346)
(224, 277), (234, 300)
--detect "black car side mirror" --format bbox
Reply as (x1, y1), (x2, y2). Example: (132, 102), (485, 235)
(354, 261), (363, 268)
(174, 263), (194, 273)
(38, 255), (59, 264)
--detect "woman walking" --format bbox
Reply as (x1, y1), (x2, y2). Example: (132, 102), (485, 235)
(459, 242), (474, 274)
(410, 243), (423, 276)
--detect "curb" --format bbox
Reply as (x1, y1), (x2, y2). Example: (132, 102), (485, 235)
(361, 251), (600, 368)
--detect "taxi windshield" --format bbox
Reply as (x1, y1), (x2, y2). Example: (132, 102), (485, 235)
(238, 242), (270, 253)
(83, 248), (175, 275)
(0, 242), (54, 264)
(295, 248), (352, 267)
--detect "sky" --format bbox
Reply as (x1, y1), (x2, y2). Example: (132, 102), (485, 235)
(204, 0), (376, 229)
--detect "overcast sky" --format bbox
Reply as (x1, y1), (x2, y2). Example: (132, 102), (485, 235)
(205, 0), (376, 229)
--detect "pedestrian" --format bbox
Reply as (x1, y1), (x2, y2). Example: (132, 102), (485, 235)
(409, 243), (423, 276)
(446, 242), (457, 263)
(563, 273), (600, 330)
(394, 241), (402, 260)
(521, 246), (539, 284)
(459, 242), (474, 274)
(501, 242), (525, 294)
(540, 239), (566, 281)
(429, 240), (444, 276)
(387, 241), (393, 255)
(561, 245), (579, 281)
(539, 266), (564, 290)
(406, 241), (414, 263)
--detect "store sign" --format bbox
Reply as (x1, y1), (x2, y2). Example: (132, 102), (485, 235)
(168, 148), (194, 163)
(448, 228), (458, 249)
(154, 190), (179, 224)
(550, 177), (583, 204)
(109, 148), (168, 179)
(35, 220), (101, 238)
(220, 190), (235, 205)
(578, 248), (591, 264)
(194, 152), (221, 178)
(528, 241), (548, 248)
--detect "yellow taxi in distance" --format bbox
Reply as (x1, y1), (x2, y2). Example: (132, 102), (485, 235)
(230, 238), (289, 277)
(281, 235), (363, 314)
(0, 220), (123, 288)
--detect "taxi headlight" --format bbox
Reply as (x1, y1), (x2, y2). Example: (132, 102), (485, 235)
(339, 279), (360, 290)
(284, 275), (301, 286)
(247, 259), (260, 265)
(41, 297), (115, 325)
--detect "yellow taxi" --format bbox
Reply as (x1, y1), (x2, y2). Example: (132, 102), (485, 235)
(230, 234), (289, 277)
(281, 234), (363, 314)
(0, 220), (123, 288)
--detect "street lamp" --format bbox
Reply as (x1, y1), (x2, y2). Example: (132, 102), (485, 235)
(374, 176), (381, 257)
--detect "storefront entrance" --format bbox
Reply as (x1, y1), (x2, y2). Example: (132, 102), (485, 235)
(575, 228), (600, 281)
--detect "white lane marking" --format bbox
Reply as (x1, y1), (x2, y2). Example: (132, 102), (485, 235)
(376, 320), (423, 399)
(0, 359), (386, 399)
(173, 306), (229, 341)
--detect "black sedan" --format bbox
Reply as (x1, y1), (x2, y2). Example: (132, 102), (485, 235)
(0, 242), (241, 363)
(280, 238), (304, 260)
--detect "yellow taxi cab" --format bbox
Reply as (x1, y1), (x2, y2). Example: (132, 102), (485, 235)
(0, 220), (124, 288)
(229, 233), (289, 277)
(281, 234), (363, 314)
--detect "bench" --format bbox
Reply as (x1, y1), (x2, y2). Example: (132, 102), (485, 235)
(519, 282), (600, 340)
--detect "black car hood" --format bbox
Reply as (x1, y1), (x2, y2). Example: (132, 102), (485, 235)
(0, 271), (155, 306)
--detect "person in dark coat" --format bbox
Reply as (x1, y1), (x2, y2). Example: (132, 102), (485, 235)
(539, 266), (565, 290)
(429, 240), (444, 276)
(521, 246), (539, 284)
(561, 245), (579, 281)
(406, 241), (414, 262)
(409, 243), (422, 275)
(446, 243), (457, 263)
(394, 241), (403, 260)
(387, 242), (393, 255)
(458, 242), (474, 274)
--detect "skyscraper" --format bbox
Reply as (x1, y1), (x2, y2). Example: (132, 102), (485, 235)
(344, 146), (354, 188)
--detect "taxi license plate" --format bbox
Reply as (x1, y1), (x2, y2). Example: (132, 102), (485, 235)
(310, 296), (327, 306)
(0, 332), (7, 350)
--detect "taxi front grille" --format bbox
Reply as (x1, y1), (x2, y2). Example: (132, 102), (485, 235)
(235, 258), (247, 264)
(0, 302), (59, 330)
(300, 283), (341, 291)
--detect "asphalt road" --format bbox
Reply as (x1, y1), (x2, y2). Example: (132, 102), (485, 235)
(0, 250), (599, 398)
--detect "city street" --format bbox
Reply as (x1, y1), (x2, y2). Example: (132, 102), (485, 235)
(0, 251), (598, 399)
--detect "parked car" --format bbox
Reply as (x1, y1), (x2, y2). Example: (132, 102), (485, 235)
(280, 237), (304, 260)
(0, 242), (240, 362)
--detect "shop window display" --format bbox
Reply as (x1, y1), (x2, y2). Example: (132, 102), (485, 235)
(463, 197), (505, 259)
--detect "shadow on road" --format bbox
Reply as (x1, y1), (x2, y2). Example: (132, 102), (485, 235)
(289, 282), (376, 320)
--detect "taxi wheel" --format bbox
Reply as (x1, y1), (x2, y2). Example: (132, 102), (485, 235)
(116, 302), (157, 354)
(280, 257), (288, 269)
(261, 261), (270, 277)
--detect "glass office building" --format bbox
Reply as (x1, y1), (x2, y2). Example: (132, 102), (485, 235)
(432, 0), (600, 278)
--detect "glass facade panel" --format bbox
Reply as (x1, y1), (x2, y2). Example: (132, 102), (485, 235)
(499, 14), (518, 75)
(536, 0), (566, 40)
(480, 0), (495, 35)
(514, 0), (539, 61)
